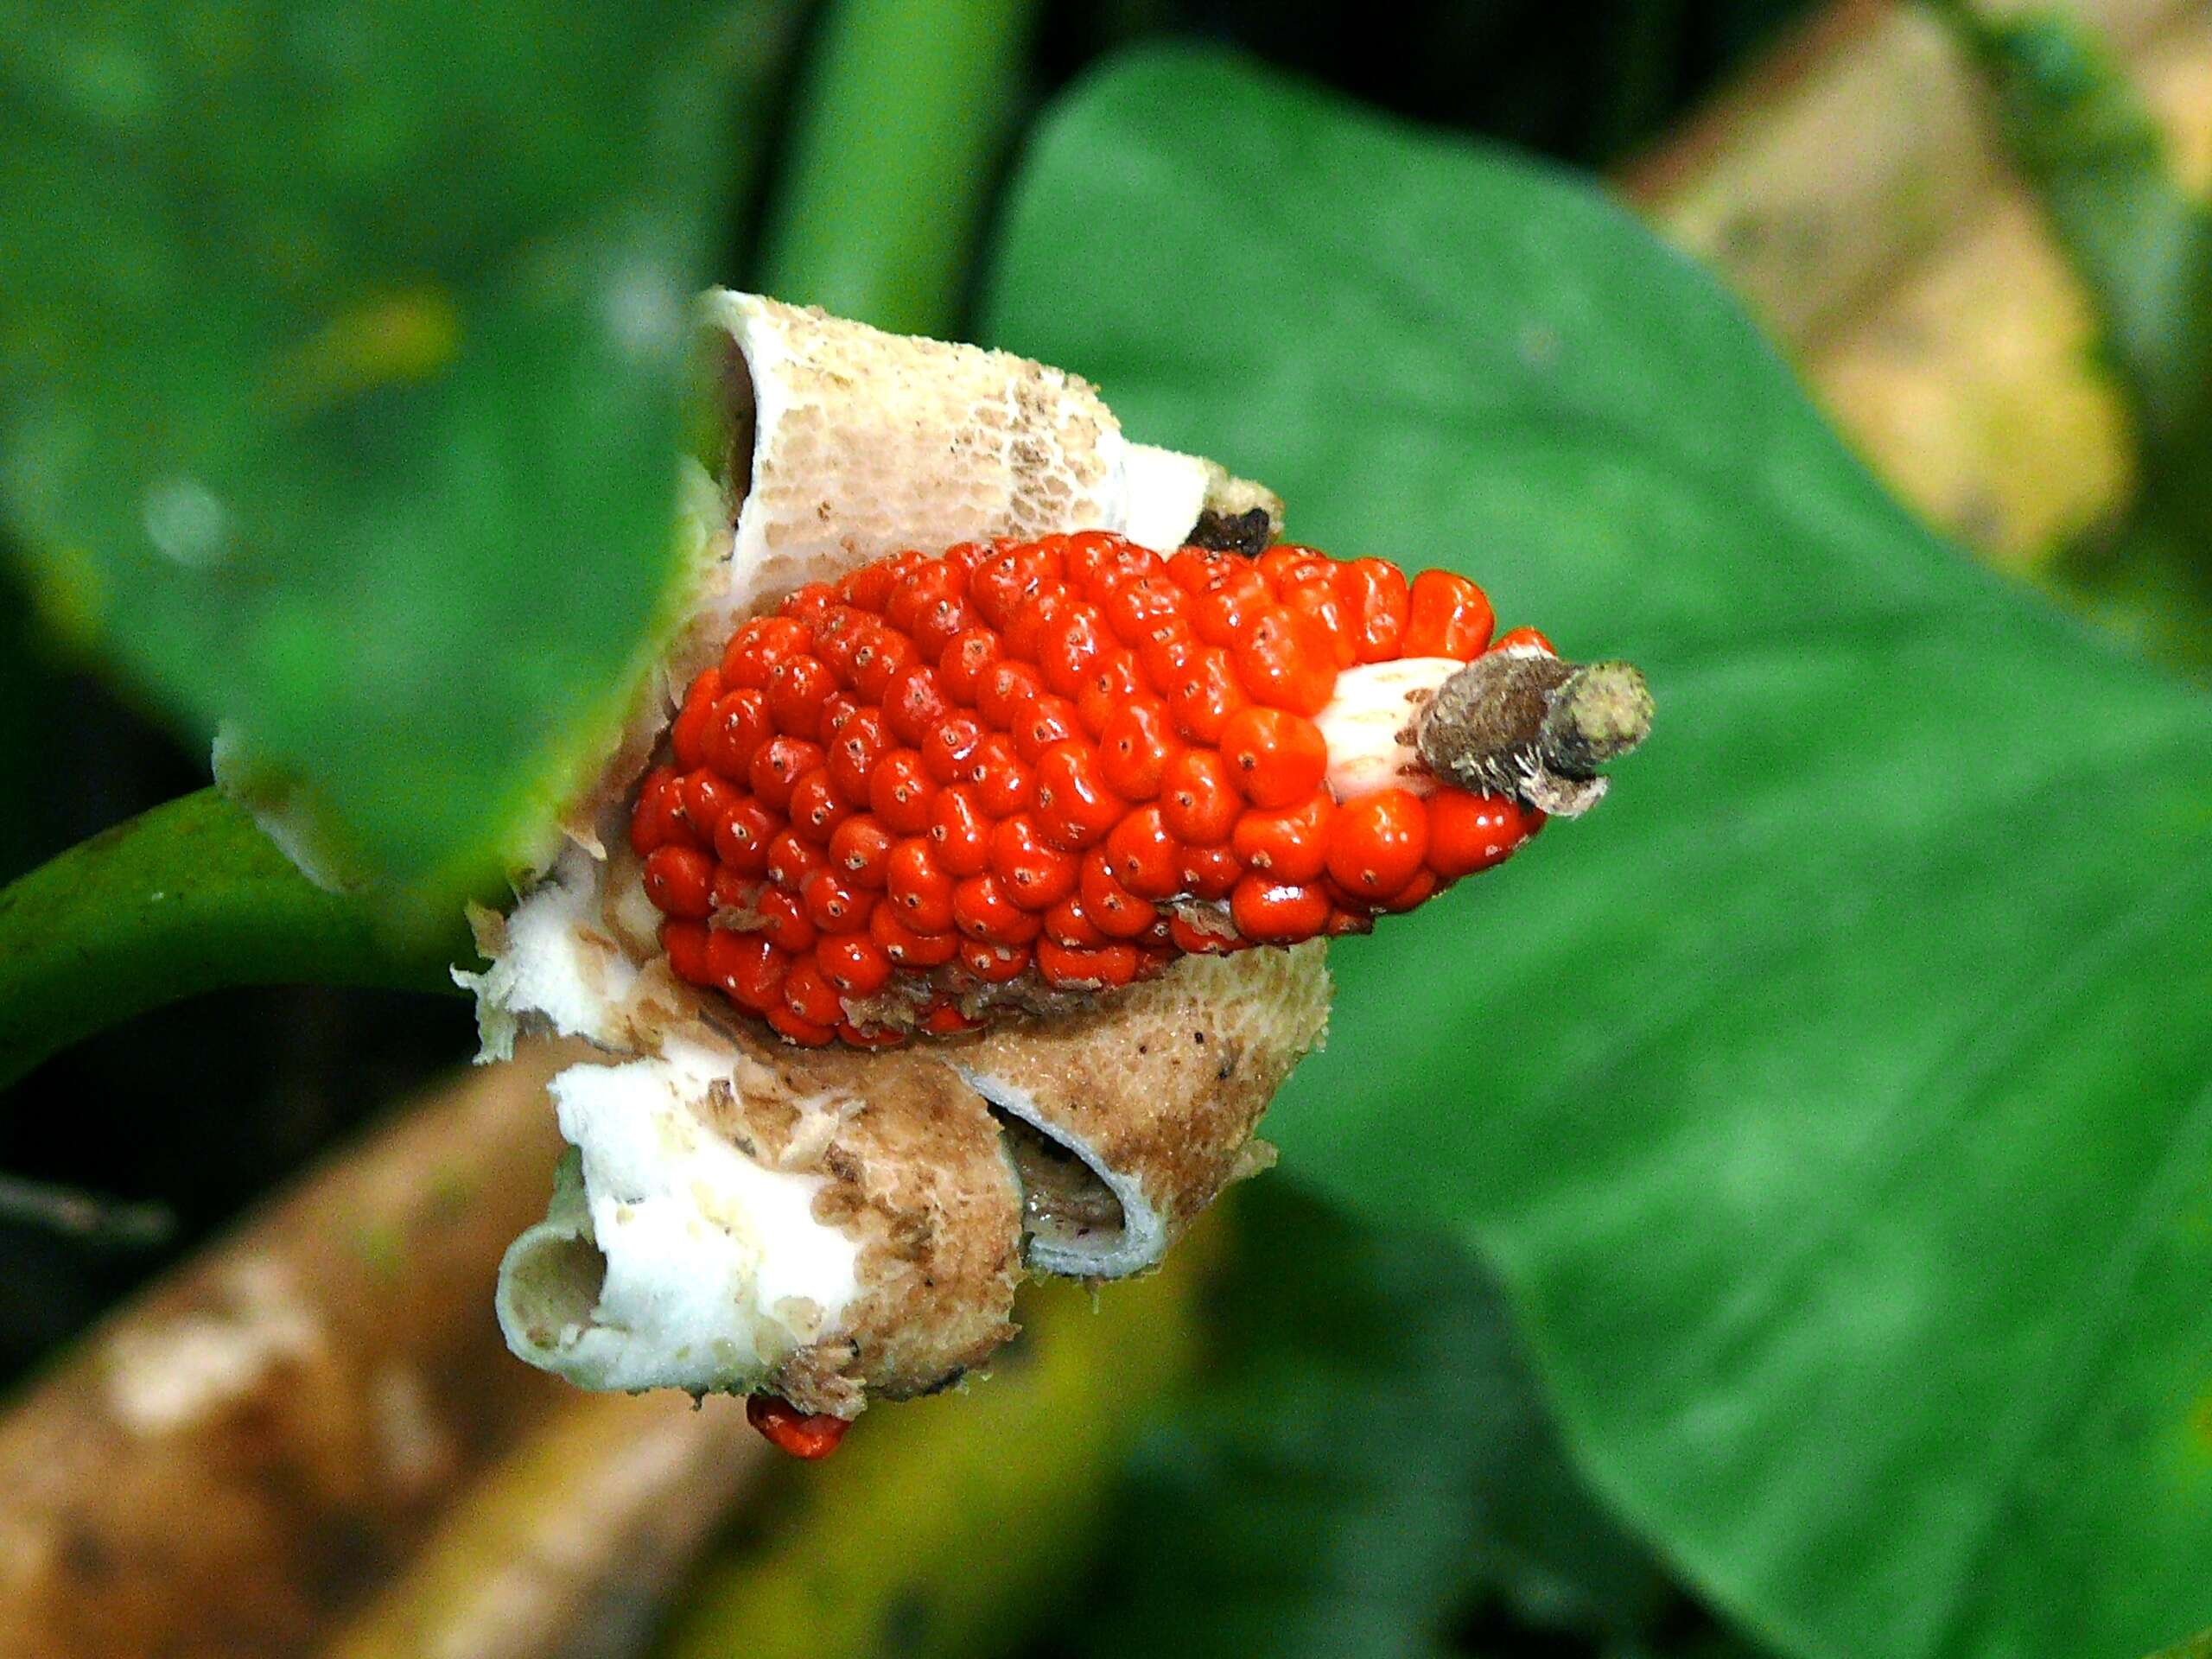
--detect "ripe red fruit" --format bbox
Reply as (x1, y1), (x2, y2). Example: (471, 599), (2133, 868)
(1217, 707), (1327, 810)
(1402, 570), (1494, 658)
(1159, 748), (1241, 846)
(642, 845), (715, 919)
(635, 531), (1571, 1047)
(1231, 791), (1335, 883)
(1033, 741), (1123, 849)
(1098, 699), (1179, 801)
(1424, 790), (1527, 878)
(1230, 875), (1331, 942)
(746, 1395), (852, 1459)
(1235, 608), (1337, 715)
(630, 768), (690, 855)
(1326, 790), (1429, 899)
(990, 815), (1079, 911)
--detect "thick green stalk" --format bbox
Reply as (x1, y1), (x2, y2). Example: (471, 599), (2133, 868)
(756, 0), (1039, 336)
(0, 789), (468, 1093)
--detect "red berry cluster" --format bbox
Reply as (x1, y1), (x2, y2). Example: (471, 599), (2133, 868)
(630, 533), (1541, 1046)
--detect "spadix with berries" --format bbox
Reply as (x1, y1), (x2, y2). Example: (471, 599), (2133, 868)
(466, 294), (1649, 1452)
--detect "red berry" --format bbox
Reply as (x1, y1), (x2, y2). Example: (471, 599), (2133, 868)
(787, 771), (851, 845)
(1033, 741), (1124, 849)
(1232, 791), (1335, 883)
(1105, 805), (1185, 899)
(713, 798), (778, 875)
(991, 815), (1079, 911)
(722, 616), (810, 689)
(886, 839), (956, 933)
(1218, 707), (1328, 809)
(661, 919), (713, 983)
(817, 934), (891, 996)
(1229, 875), (1331, 942)
(670, 670), (722, 769)
(969, 734), (1033, 817)
(711, 932), (785, 1013)
(884, 664), (951, 747)
(1166, 646), (1250, 744)
(1103, 573), (1186, 645)
(938, 627), (1001, 705)
(868, 749), (937, 835)
(766, 1006), (837, 1046)
(767, 655), (836, 740)
(703, 689), (772, 780)
(919, 1001), (984, 1036)
(1402, 570), (1494, 658)
(849, 626), (917, 704)
(1336, 558), (1410, 663)
(1039, 604), (1111, 697)
(871, 903), (959, 968)
(1326, 790), (1430, 899)
(766, 830), (827, 891)
(1044, 896), (1110, 948)
(681, 771), (740, 842)
(801, 868), (868, 932)
(829, 815), (894, 887)
(1425, 790), (1527, 878)
(1036, 939), (1141, 989)
(824, 707), (890, 804)
(755, 887), (817, 953)
(746, 1390), (852, 1458)
(959, 938), (1032, 982)
(630, 768), (691, 855)
(1235, 608), (1337, 715)
(1079, 851), (1159, 939)
(1179, 842), (1245, 900)
(1192, 566), (1270, 646)
(953, 873), (1042, 944)
(748, 736), (822, 810)
(977, 659), (1044, 729)
(1160, 748), (1241, 845)
(1491, 625), (1555, 656)
(1283, 579), (1357, 670)
(1098, 699), (1178, 801)
(920, 712), (983, 785)
(642, 845), (714, 919)
(927, 786), (993, 876)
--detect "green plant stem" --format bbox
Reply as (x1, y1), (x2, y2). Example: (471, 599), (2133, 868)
(0, 789), (468, 1094)
(755, 0), (1040, 336)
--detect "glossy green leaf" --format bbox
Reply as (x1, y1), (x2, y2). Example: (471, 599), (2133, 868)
(986, 48), (2212, 1659)
(1073, 1184), (1676, 1659)
(0, 1), (795, 892)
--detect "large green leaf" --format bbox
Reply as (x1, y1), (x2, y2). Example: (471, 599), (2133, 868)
(0, 1), (792, 891)
(985, 48), (2212, 1659)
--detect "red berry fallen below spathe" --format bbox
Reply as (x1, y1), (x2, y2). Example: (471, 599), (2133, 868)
(629, 531), (1642, 1049)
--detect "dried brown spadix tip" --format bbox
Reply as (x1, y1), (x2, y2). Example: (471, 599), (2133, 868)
(1415, 652), (1655, 817)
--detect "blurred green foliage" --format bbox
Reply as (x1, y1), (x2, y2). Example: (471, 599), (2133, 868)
(1065, 1184), (1678, 1659)
(0, 0), (796, 896)
(1930, 1), (2212, 673)
(987, 47), (2212, 1659)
